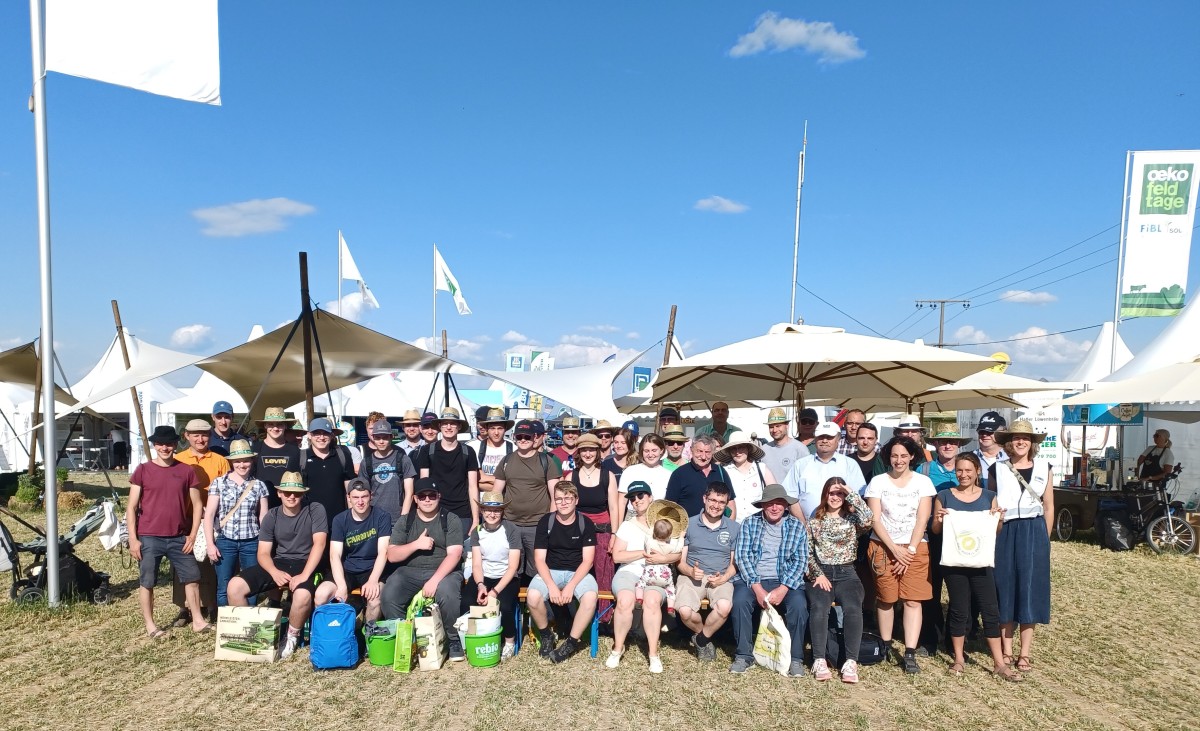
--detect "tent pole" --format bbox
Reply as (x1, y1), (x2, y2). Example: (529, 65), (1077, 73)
(112, 300), (151, 462)
(442, 330), (449, 409)
(654, 305), (677, 436)
(27, 339), (42, 474)
(300, 253), (315, 421)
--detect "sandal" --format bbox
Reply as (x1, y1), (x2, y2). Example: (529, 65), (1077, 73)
(1001, 654), (1016, 667)
(1016, 656), (1033, 672)
(948, 662), (964, 676)
(192, 623), (214, 634)
(990, 666), (1023, 682)
(148, 628), (169, 640)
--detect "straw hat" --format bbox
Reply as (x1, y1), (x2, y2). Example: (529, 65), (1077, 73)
(255, 406), (291, 425)
(478, 407), (514, 430)
(928, 422), (971, 446)
(226, 439), (257, 459)
(276, 471), (308, 493)
(400, 408), (423, 425)
(662, 426), (689, 443)
(476, 491), (509, 508)
(436, 407), (470, 430)
(765, 407), (789, 424)
(589, 419), (620, 436)
(561, 416), (582, 432)
(287, 421), (307, 434)
(574, 433), (602, 450)
(714, 431), (765, 464)
(994, 419), (1047, 445)
(646, 499), (687, 540)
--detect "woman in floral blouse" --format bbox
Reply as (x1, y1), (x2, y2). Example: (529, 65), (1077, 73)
(805, 477), (873, 684)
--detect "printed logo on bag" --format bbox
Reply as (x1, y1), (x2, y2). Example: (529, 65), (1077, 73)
(1141, 163), (1193, 215)
(954, 529), (982, 559)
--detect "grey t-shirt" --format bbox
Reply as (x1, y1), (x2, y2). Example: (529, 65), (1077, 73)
(389, 510), (465, 573)
(364, 448), (416, 521)
(260, 503), (328, 563)
(757, 519), (783, 581)
(683, 514), (741, 575)
(761, 439), (809, 487)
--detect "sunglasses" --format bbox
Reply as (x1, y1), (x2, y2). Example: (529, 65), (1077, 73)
(799, 419), (817, 425)
(515, 435), (534, 441)
(630, 493), (652, 500)
(415, 492), (439, 501)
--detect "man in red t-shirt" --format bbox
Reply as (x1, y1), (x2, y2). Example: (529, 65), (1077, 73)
(126, 425), (208, 638)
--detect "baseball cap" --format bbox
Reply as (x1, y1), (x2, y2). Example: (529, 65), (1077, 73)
(659, 406), (680, 420)
(531, 420), (547, 436)
(514, 419), (538, 438)
(814, 421), (841, 438)
(977, 411), (1006, 433)
(346, 476), (371, 493)
(183, 419), (212, 433)
(625, 481), (653, 499)
(211, 400), (234, 416)
(370, 420), (394, 436)
(308, 417), (338, 434)
(413, 476), (440, 497)
(622, 420), (640, 437)
(799, 408), (820, 423)
(420, 411), (439, 427)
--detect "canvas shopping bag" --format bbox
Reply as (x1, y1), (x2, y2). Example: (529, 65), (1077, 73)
(414, 603), (447, 671)
(752, 603), (791, 676)
(214, 605), (282, 663)
(940, 510), (1000, 568)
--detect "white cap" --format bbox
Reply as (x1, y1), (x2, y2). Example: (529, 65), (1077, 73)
(814, 421), (841, 438)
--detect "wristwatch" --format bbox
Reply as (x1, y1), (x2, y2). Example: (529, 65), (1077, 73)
(907, 545), (918, 554)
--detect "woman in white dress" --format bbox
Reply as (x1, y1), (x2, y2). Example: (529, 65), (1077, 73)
(713, 431), (775, 520)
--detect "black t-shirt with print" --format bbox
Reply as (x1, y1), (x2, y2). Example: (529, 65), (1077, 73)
(534, 512), (597, 571)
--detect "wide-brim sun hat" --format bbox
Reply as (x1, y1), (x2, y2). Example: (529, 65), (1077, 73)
(276, 470), (308, 493)
(994, 419), (1047, 445)
(255, 406), (291, 425)
(752, 484), (798, 509)
(226, 439), (257, 459)
(713, 431), (765, 464)
(478, 407), (515, 430)
(646, 499), (688, 539)
(436, 407), (470, 430)
(589, 419), (620, 436)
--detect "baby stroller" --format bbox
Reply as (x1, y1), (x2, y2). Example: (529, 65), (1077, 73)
(0, 494), (116, 605)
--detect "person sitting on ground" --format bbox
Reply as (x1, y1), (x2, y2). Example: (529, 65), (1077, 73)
(805, 477), (873, 684)
(315, 477), (392, 623)
(635, 516), (685, 614)
(379, 477), (466, 661)
(127, 425), (209, 639)
(226, 471), (329, 660)
(203, 439), (269, 608)
(467, 491), (522, 661)
(676, 482), (740, 663)
(528, 481), (599, 664)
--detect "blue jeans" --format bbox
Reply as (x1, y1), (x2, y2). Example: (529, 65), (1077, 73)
(732, 578), (809, 662)
(213, 535), (259, 607)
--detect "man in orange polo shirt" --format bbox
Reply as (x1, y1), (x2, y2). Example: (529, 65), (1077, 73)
(170, 419), (230, 625)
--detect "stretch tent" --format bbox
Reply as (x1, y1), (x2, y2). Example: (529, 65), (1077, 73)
(483, 348), (653, 423)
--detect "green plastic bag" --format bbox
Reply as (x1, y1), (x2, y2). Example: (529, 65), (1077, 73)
(392, 596), (430, 673)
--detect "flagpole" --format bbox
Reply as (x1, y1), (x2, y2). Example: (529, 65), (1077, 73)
(337, 230), (342, 318)
(789, 121), (807, 325)
(432, 243), (437, 344)
(1111, 151), (1132, 374)
(29, 0), (61, 607)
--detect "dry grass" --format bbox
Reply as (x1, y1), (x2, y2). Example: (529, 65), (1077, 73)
(2, 471), (1197, 731)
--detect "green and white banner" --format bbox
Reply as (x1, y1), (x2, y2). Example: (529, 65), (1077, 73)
(1120, 150), (1200, 317)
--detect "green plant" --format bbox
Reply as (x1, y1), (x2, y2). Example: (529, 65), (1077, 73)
(55, 467), (69, 485)
(14, 468), (44, 505)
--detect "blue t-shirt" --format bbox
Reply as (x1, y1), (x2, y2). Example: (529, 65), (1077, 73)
(937, 487), (996, 513)
(331, 507), (394, 574)
(922, 460), (959, 491)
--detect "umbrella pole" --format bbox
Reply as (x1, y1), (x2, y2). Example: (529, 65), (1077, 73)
(112, 300), (151, 462)
(299, 253), (315, 421)
(653, 305), (677, 436)
(28, 341), (42, 474)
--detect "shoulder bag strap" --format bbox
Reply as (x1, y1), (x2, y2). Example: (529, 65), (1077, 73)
(1004, 461), (1043, 504)
(218, 479), (260, 530)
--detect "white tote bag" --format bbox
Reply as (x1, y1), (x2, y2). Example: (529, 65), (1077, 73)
(940, 510), (1000, 568)
(752, 603), (792, 676)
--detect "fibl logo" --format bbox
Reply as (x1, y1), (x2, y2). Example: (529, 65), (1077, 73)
(1141, 163), (1193, 215)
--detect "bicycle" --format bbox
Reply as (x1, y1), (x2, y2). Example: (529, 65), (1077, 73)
(1127, 465), (1196, 555)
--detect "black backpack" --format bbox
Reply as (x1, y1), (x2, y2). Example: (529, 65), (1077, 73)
(1097, 510), (1135, 551)
(299, 445), (352, 482)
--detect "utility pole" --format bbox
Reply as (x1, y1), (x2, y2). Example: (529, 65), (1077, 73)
(914, 299), (971, 347)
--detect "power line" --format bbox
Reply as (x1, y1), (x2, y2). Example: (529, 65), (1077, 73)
(795, 282), (886, 337)
(949, 224), (1119, 300)
(944, 322), (1104, 347)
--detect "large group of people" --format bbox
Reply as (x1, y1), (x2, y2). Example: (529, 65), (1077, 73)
(124, 399), (1052, 680)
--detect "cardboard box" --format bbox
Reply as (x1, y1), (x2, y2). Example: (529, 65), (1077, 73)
(215, 606), (282, 663)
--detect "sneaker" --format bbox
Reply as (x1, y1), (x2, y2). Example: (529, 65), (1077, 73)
(812, 658), (832, 681)
(696, 641), (717, 662)
(729, 656), (755, 674)
(605, 649), (623, 669)
(538, 630), (556, 659)
(448, 638), (466, 662)
(841, 660), (859, 684)
(549, 636), (580, 664)
(280, 634), (300, 660)
(902, 651), (921, 674)
(500, 642), (516, 661)
(915, 645), (932, 658)
(788, 660), (806, 677)
(649, 655), (664, 674)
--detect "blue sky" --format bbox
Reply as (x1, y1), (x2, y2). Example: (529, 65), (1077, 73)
(1, 2), (1198, 391)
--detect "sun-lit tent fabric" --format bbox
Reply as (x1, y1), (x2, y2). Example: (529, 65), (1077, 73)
(1106, 301), (1200, 381)
(163, 371), (250, 415)
(58, 329), (196, 417)
(650, 323), (996, 406)
(822, 370), (1078, 413)
(1066, 321), (1133, 384)
(615, 386), (768, 415)
(342, 372), (480, 421)
(484, 348), (653, 422)
(0, 341), (79, 407)
(1062, 358), (1200, 408)
(195, 310), (484, 417)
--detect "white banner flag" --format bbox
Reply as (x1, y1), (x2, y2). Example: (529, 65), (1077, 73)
(45, 0), (222, 106)
(434, 246), (471, 315)
(1120, 150), (1200, 317)
(339, 232), (363, 282)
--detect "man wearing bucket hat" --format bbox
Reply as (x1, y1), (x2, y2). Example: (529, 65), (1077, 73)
(475, 407), (516, 491)
(209, 400), (248, 457)
(551, 415), (583, 472)
(661, 426), (690, 472)
(493, 419), (562, 577)
(227, 470), (329, 660)
(782, 421), (866, 519)
(301, 417), (357, 524)
(251, 407), (302, 508)
(397, 409), (426, 457)
(761, 407), (807, 488)
(696, 401), (741, 445)
(172, 419), (230, 624)
(730, 484), (811, 676)
(972, 411), (1008, 489)
(896, 415), (932, 466)
(316, 477), (392, 622)
(127, 425), (208, 638)
(416, 407), (481, 538)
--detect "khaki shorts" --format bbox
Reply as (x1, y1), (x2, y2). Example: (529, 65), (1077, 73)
(868, 540), (932, 603)
(674, 574), (735, 611)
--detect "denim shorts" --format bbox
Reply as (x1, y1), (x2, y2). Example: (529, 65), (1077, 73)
(528, 569), (598, 601)
(139, 535), (199, 589)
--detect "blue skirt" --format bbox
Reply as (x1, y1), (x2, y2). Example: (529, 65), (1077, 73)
(994, 517), (1051, 625)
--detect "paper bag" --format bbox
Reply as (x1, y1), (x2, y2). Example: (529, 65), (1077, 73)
(941, 510), (999, 568)
(392, 618), (415, 673)
(215, 606), (281, 663)
(752, 604), (792, 676)
(414, 608), (446, 671)
(469, 595), (499, 618)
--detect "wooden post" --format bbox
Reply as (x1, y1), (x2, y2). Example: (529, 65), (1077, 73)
(300, 253), (315, 422)
(27, 338), (43, 474)
(653, 306), (678, 436)
(112, 300), (152, 463)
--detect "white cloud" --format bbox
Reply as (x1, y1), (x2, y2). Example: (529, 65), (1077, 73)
(953, 324), (1091, 367)
(550, 343), (641, 368)
(411, 336), (486, 362)
(626, 331), (640, 340)
(191, 197), (316, 237)
(730, 12), (866, 64)
(170, 324), (214, 349)
(501, 330), (530, 343)
(319, 292), (374, 323)
(694, 195), (749, 214)
(1000, 290), (1057, 305)
(561, 334), (609, 347)
(0, 336), (23, 349)
(580, 324), (620, 333)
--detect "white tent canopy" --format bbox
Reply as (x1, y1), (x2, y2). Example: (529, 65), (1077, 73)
(1066, 321), (1133, 383)
(483, 348), (653, 423)
(822, 369), (1078, 413)
(1107, 303), (1200, 381)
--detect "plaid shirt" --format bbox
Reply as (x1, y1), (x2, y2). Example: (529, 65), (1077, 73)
(209, 474), (269, 541)
(734, 513), (809, 590)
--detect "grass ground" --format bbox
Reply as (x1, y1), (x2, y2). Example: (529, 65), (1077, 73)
(1, 470), (1197, 731)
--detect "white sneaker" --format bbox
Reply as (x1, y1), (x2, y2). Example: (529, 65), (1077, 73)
(648, 655), (663, 674)
(605, 649), (623, 669)
(501, 642), (516, 661)
(280, 634), (300, 660)
(812, 658), (832, 681)
(841, 659), (859, 684)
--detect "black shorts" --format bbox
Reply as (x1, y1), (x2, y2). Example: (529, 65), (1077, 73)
(237, 558), (319, 597)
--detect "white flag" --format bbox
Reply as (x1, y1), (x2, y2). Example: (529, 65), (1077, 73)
(360, 282), (380, 309)
(434, 246), (471, 315)
(338, 232), (363, 281)
(45, 0), (222, 106)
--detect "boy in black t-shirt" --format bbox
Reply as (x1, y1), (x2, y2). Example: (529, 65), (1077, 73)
(416, 408), (480, 535)
(316, 478), (392, 622)
(528, 482), (598, 663)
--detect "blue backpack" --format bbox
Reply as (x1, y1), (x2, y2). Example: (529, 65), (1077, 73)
(309, 601), (359, 669)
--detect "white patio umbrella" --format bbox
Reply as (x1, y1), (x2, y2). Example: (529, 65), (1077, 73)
(614, 385), (767, 415)
(649, 323), (997, 409)
(822, 370), (1077, 414)
(1061, 358), (1200, 407)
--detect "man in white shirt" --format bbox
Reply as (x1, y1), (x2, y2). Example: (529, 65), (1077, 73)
(782, 421), (866, 519)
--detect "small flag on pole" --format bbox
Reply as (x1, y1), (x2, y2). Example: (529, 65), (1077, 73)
(339, 232), (380, 309)
(45, 0), (222, 106)
(434, 245), (471, 315)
